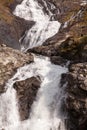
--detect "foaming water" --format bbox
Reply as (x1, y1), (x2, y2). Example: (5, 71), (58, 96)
(13, 0), (61, 51)
(0, 1), (67, 129)
(0, 56), (67, 130)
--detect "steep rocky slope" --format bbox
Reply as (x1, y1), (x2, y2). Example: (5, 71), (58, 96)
(61, 62), (87, 130)
(14, 77), (41, 121)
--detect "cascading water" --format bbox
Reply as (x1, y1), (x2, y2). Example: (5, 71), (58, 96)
(13, 0), (61, 51)
(0, 56), (67, 130)
(0, 0), (68, 130)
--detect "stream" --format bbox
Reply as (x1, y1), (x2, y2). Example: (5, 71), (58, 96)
(0, 0), (68, 130)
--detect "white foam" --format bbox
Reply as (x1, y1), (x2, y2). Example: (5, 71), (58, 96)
(1, 56), (67, 130)
(13, 0), (61, 51)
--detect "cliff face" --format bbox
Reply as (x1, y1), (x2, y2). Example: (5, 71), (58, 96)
(61, 62), (87, 130)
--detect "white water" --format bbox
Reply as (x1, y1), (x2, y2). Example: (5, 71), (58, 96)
(0, 56), (67, 130)
(13, 0), (61, 51)
(0, 0), (68, 129)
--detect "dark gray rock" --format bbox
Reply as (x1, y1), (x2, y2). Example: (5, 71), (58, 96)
(13, 76), (41, 121)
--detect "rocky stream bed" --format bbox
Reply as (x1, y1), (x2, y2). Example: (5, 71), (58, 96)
(0, 0), (87, 130)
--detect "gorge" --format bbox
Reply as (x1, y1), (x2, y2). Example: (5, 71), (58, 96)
(0, 0), (87, 130)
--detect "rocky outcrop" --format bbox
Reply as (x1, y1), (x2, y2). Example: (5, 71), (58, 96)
(58, 36), (87, 62)
(61, 63), (87, 130)
(0, 45), (33, 93)
(29, 35), (87, 63)
(14, 76), (41, 121)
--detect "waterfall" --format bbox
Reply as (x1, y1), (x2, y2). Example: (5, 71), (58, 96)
(0, 56), (67, 130)
(0, 82), (20, 129)
(0, 0), (68, 130)
(13, 0), (61, 51)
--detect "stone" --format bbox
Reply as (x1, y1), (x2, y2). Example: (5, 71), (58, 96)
(13, 76), (41, 121)
(50, 56), (67, 66)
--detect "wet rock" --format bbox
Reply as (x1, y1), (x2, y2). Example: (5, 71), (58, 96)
(50, 56), (68, 66)
(61, 62), (87, 130)
(13, 76), (41, 121)
(0, 45), (33, 94)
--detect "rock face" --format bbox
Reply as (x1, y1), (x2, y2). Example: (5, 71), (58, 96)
(0, 45), (33, 93)
(14, 76), (41, 121)
(58, 36), (87, 62)
(61, 63), (87, 130)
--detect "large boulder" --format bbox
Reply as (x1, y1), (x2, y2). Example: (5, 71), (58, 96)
(61, 62), (87, 130)
(0, 45), (33, 93)
(13, 76), (41, 121)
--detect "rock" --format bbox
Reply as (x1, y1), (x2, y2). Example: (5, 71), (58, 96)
(0, 45), (33, 93)
(10, 0), (23, 11)
(29, 35), (87, 62)
(50, 56), (68, 66)
(58, 36), (87, 62)
(28, 44), (58, 56)
(60, 62), (87, 130)
(13, 76), (41, 121)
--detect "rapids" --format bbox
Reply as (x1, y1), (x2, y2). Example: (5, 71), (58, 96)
(0, 0), (68, 130)
(13, 0), (60, 51)
(0, 56), (67, 130)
